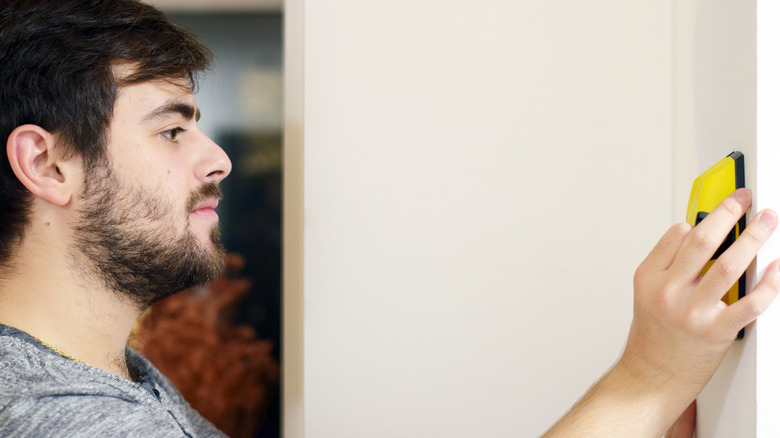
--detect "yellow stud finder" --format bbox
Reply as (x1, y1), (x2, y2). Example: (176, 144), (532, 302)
(686, 151), (746, 338)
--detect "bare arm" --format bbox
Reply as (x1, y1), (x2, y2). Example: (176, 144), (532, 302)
(543, 189), (780, 437)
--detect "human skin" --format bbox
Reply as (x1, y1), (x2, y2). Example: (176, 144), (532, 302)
(543, 188), (780, 437)
(0, 71), (231, 379)
(71, 74), (231, 306)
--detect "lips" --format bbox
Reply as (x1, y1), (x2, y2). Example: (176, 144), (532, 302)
(187, 184), (223, 220)
(191, 198), (219, 213)
(190, 198), (219, 220)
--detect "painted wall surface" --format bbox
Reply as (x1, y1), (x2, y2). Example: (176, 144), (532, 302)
(285, 1), (674, 436)
(674, 1), (780, 436)
(673, 1), (758, 437)
(755, 1), (780, 436)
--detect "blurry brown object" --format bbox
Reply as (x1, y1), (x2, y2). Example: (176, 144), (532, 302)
(132, 253), (279, 438)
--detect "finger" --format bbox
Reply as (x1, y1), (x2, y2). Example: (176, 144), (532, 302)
(670, 189), (752, 281)
(667, 400), (696, 438)
(696, 209), (778, 303)
(639, 223), (692, 272)
(724, 259), (780, 333)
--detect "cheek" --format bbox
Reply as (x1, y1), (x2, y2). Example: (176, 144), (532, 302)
(144, 161), (181, 187)
(115, 153), (190, 208)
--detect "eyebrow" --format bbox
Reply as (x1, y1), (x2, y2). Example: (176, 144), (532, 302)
(141, 100), (201, 123)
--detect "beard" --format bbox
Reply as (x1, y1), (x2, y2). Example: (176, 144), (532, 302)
(71, 162), (226, 308)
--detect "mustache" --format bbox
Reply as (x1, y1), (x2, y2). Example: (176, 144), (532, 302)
(186, 183), (223, 213)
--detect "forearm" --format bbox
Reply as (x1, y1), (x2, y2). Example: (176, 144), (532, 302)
(542, 360), (697, 438)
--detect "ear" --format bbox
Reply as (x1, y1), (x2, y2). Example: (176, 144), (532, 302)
(6, 125), (76, 206)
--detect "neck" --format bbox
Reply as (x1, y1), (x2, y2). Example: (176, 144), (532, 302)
(0, 284), (140, 379)
(0, 230), (142, 380)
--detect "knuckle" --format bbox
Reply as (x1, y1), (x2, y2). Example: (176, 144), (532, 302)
(634, 261), (653, 284)
(713, 259), (737, 280)
(672, 222), (693, 236)
(691, 228), (718, 250)
(739, 227), (764, 248)
(633, 266), (646, 288)
(729, 302), (762, 332)
(680, 311), (701, 333)
(668, 222), (693, 243)
(652, 286), (677, 313)
(721, 197), (744, 218)
(744, 300), (764, 320)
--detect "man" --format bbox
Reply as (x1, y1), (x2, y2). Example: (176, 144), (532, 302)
(0, 0), (230, 435)
(0, 1), (776, 438)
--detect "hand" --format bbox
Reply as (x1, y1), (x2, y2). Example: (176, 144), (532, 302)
(620, 188), (780, 407)
(542, 189), (779, 438)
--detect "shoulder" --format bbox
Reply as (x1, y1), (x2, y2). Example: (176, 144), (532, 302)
(0, 330), (225, 437)
(0, 392), (186, 437)
(0, 331), (179, 437)
(0, 326), (85, 391)
(0, 380), (225, 438)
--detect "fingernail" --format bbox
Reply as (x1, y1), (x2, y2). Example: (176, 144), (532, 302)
(735, 189), (751, 204)
(760, 210), (778, 229)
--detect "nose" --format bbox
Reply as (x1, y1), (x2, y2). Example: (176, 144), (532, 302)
(195, 131), (232, 184)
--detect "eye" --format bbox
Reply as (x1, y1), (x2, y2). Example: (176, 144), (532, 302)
(162, 127), (186, 142)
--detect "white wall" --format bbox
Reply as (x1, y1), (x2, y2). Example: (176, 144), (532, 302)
(673, 1), (758, 435)
(756, 1), (780, 436)
(674, 1), (780, 436)
(674, 0), (758, 435)
(285, 1), (675, 436)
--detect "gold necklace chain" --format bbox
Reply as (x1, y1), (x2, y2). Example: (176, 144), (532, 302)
(29, 334), (91, 367)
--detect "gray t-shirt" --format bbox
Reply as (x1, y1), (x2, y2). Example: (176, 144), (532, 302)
(0, 324), (226, 437)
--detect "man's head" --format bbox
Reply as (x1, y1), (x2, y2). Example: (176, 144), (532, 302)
(0, 0), (231, 305)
